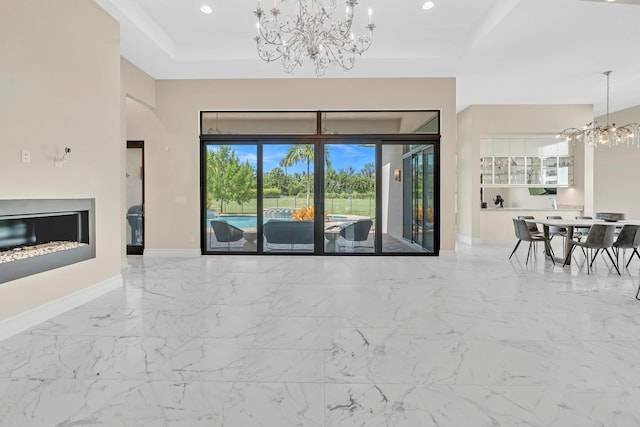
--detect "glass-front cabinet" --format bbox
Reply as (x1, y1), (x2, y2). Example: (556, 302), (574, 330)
(480, 136), (573, 187)
(482, 154), (573, 186)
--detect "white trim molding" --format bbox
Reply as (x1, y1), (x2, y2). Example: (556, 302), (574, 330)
(456, 234), (474, 245)
(0, 275), (123, 342)
(143, 249), (201, 257)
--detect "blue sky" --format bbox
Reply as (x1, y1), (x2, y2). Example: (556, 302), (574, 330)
(209, 144), (374, 175)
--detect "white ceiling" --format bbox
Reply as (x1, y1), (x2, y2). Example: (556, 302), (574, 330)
(95, 0), (640, 115)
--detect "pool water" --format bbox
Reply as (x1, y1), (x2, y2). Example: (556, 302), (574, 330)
(212, 215), (298, 229)
(209, 214), (355, 229)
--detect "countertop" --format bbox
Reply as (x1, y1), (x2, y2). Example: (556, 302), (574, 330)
(481, 207), (583, 212)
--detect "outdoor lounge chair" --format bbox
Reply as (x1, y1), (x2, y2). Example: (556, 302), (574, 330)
(210, 219), (244, 250)
(339, 218), (372, 249)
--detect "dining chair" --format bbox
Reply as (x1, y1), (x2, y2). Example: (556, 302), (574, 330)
(546, 215), (567, 245)
(612, 224), (640, 270)
(517, 215), (543, 237)
(509, 218), (555, 265)
(574, 216), (592, 241)
(563, 223), (619, 275)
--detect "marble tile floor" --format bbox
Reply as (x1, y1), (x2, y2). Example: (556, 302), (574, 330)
(1, 242), (640, 426)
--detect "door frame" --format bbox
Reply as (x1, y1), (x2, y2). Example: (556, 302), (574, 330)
(126, 140), (144, 255)
(200, 135), (440, 256)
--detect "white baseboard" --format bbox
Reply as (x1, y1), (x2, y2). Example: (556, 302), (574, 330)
(456, 234), (474, 245)
(0, 275), (123, 342)
(120, 258), (130, 270)
(143, 249), (201, 257)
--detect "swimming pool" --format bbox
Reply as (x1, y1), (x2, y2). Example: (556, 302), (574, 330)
(209, 214), (358, 229)
(211, 215), (297, 229)
(213, 216), (261, 229)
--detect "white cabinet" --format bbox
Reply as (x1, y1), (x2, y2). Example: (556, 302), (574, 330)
(480, 136), (573, 187)
(493, 139), (510, 156)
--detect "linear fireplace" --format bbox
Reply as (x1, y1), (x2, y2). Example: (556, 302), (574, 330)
(0, 199), (95, 284)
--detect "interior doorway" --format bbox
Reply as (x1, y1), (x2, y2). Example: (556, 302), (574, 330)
(126, 140), (144, 255)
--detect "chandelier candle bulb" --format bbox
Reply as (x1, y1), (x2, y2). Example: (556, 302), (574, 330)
(368, 8), (372, 24)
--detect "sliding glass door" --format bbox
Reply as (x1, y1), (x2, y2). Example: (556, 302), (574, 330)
(397, 145), (436, 253)
(200, 110), (440, 256)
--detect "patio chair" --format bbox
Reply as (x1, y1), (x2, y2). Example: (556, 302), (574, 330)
(340, 218), (373, 250)
(210, 219), (244, 250)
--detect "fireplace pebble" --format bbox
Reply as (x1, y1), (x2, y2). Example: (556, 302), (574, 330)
(0, 241), (87, 264)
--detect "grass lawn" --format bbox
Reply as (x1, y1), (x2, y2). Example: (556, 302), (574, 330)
(214, 196), (375, 217)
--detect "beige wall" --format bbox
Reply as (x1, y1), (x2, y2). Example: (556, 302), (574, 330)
(0, 1), (122, 320)
(456, 104), (593, 243)
(122, 58), (156, 109)
(593, 105), (640, 217)
(126, 78), (458, 251)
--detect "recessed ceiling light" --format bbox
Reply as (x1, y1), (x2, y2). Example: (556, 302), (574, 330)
(200, 4), (213, 14)
(422, 1), (435, 10)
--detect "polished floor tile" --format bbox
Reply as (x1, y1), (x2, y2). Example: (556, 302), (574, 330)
(1, 243), (640, 426)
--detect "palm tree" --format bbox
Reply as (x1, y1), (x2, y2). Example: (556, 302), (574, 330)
(279, 158), (289, 176)
(281, 144), (331, 207)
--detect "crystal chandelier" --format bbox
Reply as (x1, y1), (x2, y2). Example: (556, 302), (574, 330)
(557, 71), (640, 148)
(254, 0), (375, 77)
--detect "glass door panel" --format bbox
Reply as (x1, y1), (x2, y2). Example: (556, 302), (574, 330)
(424, 146), (435, 252)
(510, 156), (525, 184)
(494, 157), (509, 184)
(389, 144), (434, 253)
(263, 143), (314, 253)
(324, 143), (375, 253)
(558, 156), (574, 185)
(413, 153), (424, 246)
(481, 157), (493, 185)
(542, 157), (558, 185)
(126, 141), (144, 255)
(526, 157), (541, 185)
(205, 144), (258, 252)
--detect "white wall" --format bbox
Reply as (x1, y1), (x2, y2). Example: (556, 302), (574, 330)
(593, 105), (640, 218)
(0, 0), (122, 320)
(126, 78), (458, 251)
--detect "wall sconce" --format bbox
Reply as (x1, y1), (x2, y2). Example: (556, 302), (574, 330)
(54, 147), (71, 167)
(394, 169), (402, 182)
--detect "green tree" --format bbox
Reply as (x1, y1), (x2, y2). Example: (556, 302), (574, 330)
(281, 145), (331, 207)
(264, 167), (288, 194)
(207, 146), (255, 213)
(361, 162), (375, 180)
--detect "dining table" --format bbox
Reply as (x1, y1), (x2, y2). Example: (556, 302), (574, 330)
(525, 218), (640, 265)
